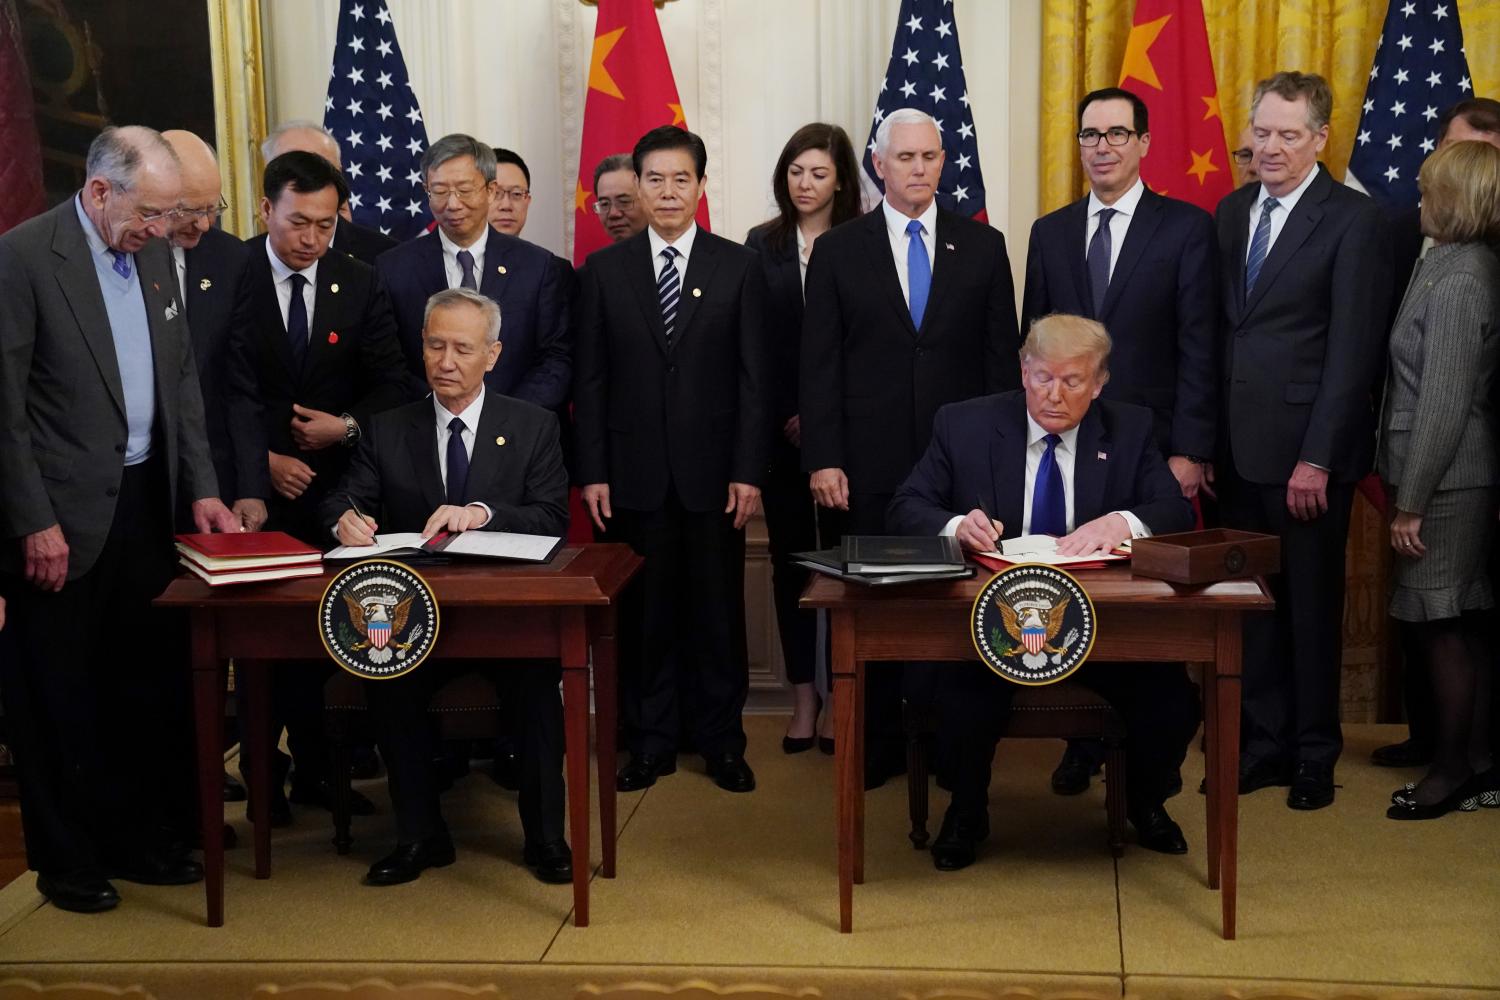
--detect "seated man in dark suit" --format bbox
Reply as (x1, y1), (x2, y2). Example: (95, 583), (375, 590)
(322, 287), (571, 886)
(888, 314), (1199, 870)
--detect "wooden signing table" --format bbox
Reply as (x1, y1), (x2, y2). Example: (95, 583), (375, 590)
(156, 544), (642, 928)
(802, 567), (1274, 939)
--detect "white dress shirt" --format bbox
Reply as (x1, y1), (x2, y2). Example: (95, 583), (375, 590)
(881, 197), (937, 309)
(439, 226), (487, 290)
(1245, 164), (1320, 263)
(171, 244), (188, 316)
(1084, 177), (1146, 280)
(941, 412), (1150, 541)
(434, 388), (492, 526)
(265, 239), (317, 335)
(796, 224), (810, 293)
(647, 222), (697, 286)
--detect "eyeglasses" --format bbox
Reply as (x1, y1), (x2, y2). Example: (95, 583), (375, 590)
(1077, 127), (1140, 147)
(135, 207), (175, 224)
(1230, 148), (1253, 165)
(494, 187), (530, 204)
(593, 196), (636, 215)
(172, 198), (230, 221)
(425, 183), (486, 204)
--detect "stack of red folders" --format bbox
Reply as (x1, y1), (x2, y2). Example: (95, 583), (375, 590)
(174, 532), (325, 587)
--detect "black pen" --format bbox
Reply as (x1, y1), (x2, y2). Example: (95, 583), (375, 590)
(974, 494), (1003, 547)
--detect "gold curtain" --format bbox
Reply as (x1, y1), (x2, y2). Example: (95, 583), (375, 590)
(1040, 0), (1500, 213)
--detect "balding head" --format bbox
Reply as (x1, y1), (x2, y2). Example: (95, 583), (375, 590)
(263, 122), (342, 169)
(82, 125), (181, 253)
(162, 130), (223, 249)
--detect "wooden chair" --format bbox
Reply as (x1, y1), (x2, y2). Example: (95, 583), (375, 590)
(905, 680), (1127, 856)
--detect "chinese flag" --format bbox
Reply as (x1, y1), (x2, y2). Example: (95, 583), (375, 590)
(0, 0), (45, 235)
(1117, 0), (1232, 213)
(572, 0), (709, 267)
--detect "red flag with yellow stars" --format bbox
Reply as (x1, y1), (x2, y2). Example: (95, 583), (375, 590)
(1117, 0), (1232, 212)
(572, 0), (709, 266)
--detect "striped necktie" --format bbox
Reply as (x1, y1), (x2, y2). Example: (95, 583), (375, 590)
(1245, 197), (1280, 296)
(657, 246), (681, 346)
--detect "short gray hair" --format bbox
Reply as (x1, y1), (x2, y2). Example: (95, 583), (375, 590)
(423, 287), (502, 345)
(86, 125), (179, 190)
(874, 108), (939, 158)
(261, 120), (341, 165)
(420, 133), (497, 184)
(592, 153), (634, 191)
(1250, 72), (1333, 133)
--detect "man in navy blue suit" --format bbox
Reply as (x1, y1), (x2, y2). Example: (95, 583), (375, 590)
(376, 134), (571, 412)
(1021, 86), (1218, 796)
(889, 314), (1199, 870)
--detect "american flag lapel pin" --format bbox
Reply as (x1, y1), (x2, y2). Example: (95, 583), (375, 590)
(1097, 451), (1108, 461)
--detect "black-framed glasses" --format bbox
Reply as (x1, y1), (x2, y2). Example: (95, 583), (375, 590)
(1230, 148), (1253, 165)
(1077, 127), (1139, 147)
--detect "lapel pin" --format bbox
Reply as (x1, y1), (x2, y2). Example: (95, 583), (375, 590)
(692, 288), (702, 297)
(199, 277), (212, 291)
(945, 242), (955, 251)
(330, 282), (340, 294)
(497, 265), (507, 275)
(495, 435), (506, 446)
(1097, 451), (1108, 460)
(328, 331), (339, 344)
(152, 280), (160, 291)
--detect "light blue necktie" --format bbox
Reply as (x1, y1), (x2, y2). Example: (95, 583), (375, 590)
(1245, 197), (1280, 296)
(1031, 434), (1066, 536)
(905, 218), (930, 330)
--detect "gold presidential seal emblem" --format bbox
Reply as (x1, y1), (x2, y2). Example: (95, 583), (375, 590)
(318, 560), (440, 680)
(970, 564), (1096, 685)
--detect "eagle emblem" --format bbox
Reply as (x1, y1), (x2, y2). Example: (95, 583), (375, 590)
(318, 560), (440, 679)
(971, 565), (1096, 685)
(342, 591), (417, 663)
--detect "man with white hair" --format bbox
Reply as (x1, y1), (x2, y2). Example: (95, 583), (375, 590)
(800, 107), (1021, 788)
(0, 125), (241, 912)
(889, 314), (1199, 869)
(261, 120), (398, 265)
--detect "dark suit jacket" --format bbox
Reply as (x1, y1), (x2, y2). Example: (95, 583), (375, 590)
(887, 391), (1192, 540)
(1022, 188), (1218, 458)
(1216, 165), (1392, 484)
(799, 206), (1021, 496)
(744, 222), (804, 425)
(573, 227), (770, 512)
(321, 391), (568, 540)
(375, 228), (572, 409)
(334, 217), (399, 267)
(0, 198), (218, 579)
(182, 226), (251, 506)
(224, 235), (412, 521)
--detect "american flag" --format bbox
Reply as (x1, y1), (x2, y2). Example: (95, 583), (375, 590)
(862, 0), (987, 221)
(321, 0), (432, 239)
(1347, 0), (1474, 208)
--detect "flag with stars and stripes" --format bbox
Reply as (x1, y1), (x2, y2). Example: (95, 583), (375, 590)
(862, 0), (987, 221)
(1347, 0), (1474, 208)
(321, 0), (432, 239)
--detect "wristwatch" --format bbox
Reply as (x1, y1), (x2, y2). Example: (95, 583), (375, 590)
(341, 413), (360, 446)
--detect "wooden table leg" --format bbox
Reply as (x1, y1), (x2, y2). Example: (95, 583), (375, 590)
(1216, 613), (1243, 940)
(591, 607), (619, 879)
(562, 608), (591, 927)
(189, 611), (224, 927)
(853, 659), (866, 886)
(241, 661), (272, 880)
(1201, 659), (1221, 890)
(831, 611), (856, 933)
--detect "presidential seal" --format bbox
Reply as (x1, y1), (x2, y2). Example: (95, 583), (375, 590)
(970, 564), (1096, 685)
(318, 560), (440, 680)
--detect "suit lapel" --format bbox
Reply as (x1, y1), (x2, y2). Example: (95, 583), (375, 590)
(137, 248), (177, 397)
(478, 229), (511, 302)
(1071, 406), (1109, 527)
(465, 394), (513, 503)
(625, 232), (670, 356)
(51, 204), (126, 419)
(672, 232), (722, 347)
(420, 228), (448, 297)
(406, 401), (445, 512)
(862, 208), (918, 338)
(1224, 188), (1253, 323)
(1244, 169), (1330, 318)
(1100, 191), (1162, 320)
(991, 395), (1028, 535)
(301, 253), (344, 382)
(919, 211), (958, 337)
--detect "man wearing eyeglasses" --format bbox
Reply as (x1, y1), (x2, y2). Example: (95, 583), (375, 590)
(1231, 126), (1259, 188)
(592, 154), (648, 244)
(487, 147), (533, 237)
(1020, 87), (1218, 798)
(0, 125), (241, 913)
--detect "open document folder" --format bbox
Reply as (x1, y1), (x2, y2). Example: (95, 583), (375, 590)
(974, 534), (1131, 569)
(326, 530), (562, 563)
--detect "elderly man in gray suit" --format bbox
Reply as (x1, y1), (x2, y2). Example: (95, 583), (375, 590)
(0, 126), (240, 914)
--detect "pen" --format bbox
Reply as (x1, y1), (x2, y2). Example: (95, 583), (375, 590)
(975, 494), (1002, 546)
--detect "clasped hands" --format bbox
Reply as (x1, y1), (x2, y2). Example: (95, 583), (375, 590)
(335, 503), (490, 547)
(582, 482), (762, 532)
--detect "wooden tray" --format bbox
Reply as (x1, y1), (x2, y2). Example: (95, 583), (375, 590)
(1130, 528), (1279, 584)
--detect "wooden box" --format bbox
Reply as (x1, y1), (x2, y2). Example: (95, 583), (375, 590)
(1130, 528), (1280, 584)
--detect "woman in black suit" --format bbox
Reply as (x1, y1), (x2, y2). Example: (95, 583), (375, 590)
(744, 123), (862, 753)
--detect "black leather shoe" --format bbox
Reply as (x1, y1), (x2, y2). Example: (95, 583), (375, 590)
(1387, 776), (1479, 820)
(37, 872), (119, 913)
(1287, 760), (1336, 810)
(817, 736), (835, 756)
(1130, 805), (1188, 854)
(1371, 738), (1433, 768)
(1050, 745), (1102, 795)
(1240, 757), (1293, 794)
(523, 839), (573, 884)
(931, 806), (989, 871)
(289, 777), (376, 816)
(365, 834), (456, 885)
(782, 734), (815, 754)
(704, 753), (756, 793)
(616, 753), (677, 792)
(489, 750), (522, 791)
(222, 771), (247, 802)
(109, 849), (204, 886)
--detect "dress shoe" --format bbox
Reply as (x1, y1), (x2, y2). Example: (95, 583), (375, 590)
(36, 872), (119, 913)
(817, 736), (835, 756)
(1286, 760), (1336, 810)
(1129, 805), (1188, 854)
(489, 750), (522, 791)
(109, 849), (204, 886)
(365, 834), (456, 886)
(1370, 738), (1433, 768)
(616, 753), (677, 792)
(930, 805), (989, 871)
(288, 777), (376, 816)
(523, 839), (573, 884)
(1050, 745), (1102, 795)
(222, 771), (247, 802)
(782, 734), (815, 754)
(1387, 776), (1480, 820)
(704, 752), (756, 793)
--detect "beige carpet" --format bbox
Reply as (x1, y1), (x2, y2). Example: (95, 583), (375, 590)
(0, 719), (1496, 1000)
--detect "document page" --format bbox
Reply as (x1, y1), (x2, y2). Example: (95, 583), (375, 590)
(325, 532), (429, 560)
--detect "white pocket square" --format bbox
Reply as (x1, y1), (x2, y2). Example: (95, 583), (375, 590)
(164, 302), (179, 321)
